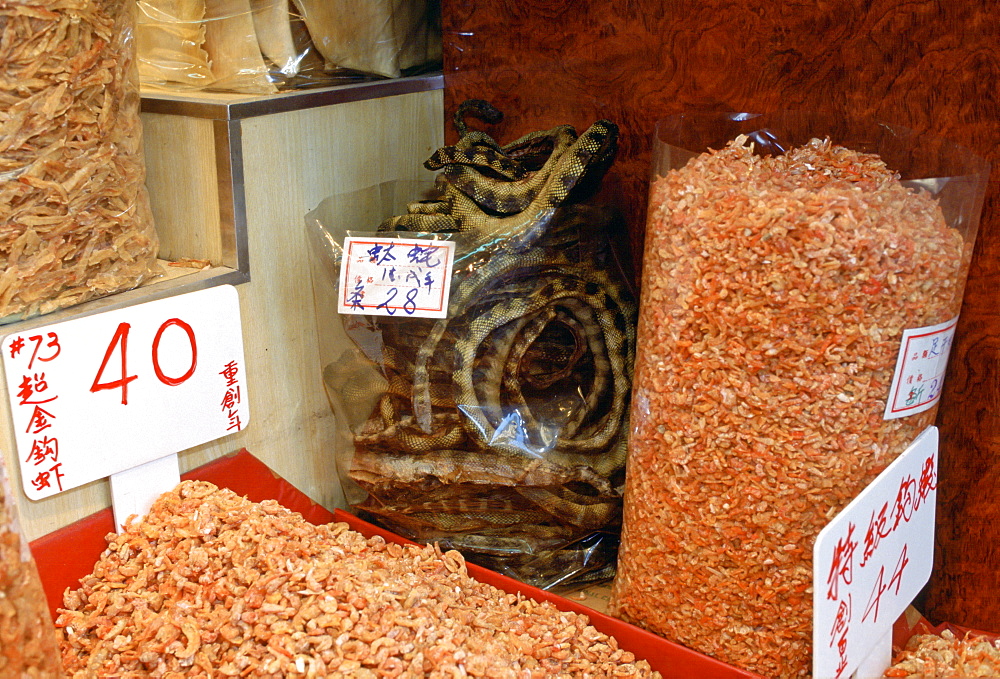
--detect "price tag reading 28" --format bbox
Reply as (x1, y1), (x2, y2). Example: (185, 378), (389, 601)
(337, 236), (456, 319)
(2, 285), (249, 500)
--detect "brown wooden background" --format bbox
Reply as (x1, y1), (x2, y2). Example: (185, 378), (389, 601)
(439, 1), (1000, 630)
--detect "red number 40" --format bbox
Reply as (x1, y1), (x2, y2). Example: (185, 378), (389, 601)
(90, 319), (197, 405)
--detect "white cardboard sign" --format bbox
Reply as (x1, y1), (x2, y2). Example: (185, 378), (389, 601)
(2, 285), (249, 500)
(813, 426), (938, 679)
(337, 236), (456, 318)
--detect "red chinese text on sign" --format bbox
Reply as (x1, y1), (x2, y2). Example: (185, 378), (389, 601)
(812, 426), (937, 679)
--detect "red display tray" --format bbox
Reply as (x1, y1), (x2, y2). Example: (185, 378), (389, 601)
(29, 449), (761, 678)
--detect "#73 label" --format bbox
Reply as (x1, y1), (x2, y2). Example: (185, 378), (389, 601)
(2, 285), (249, 500)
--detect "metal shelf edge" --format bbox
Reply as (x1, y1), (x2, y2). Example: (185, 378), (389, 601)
(140, 73), (445, 120)
(0, 267), (248, 334)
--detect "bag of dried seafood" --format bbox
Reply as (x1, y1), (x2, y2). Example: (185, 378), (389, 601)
(0, 456), (62, 677)
(1, 0), (160, 323)
(307, 101), (638, 590)
(610, 112), (989, 678)
(136, 0), (442, 94)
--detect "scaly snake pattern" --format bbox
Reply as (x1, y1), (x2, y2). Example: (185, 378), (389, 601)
(338, 101), (636, 587)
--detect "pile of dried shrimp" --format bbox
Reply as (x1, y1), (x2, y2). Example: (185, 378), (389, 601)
(58, 480), (659, 678)
(885, 629), (1000, 678)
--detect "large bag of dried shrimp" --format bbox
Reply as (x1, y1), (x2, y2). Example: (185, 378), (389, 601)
(1, 0), (160, 323)
(609, 111), (989, 678)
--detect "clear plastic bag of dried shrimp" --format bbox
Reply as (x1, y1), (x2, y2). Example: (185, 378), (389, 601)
(0, 456), (62, 676)
(1, 0), (160, 324)
(609, 111), (990, 678)
(307, 104), (637, 590)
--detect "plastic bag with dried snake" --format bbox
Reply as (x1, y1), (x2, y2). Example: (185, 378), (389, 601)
(307, 101), (638, 589)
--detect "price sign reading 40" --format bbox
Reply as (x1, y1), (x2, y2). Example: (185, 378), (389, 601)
(90, 318), (199, 404)
(2, 285), (249, 500)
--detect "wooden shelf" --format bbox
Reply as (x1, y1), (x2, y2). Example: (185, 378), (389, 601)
(1, 76), (445, 539)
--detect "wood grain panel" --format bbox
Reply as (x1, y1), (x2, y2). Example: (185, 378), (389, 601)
(441, 0), (1000, 629)
(140, 115), (225, 264)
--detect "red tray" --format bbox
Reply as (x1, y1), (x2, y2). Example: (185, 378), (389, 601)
(29, 449), (761, 678)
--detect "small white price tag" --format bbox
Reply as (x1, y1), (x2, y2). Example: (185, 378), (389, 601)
(813, 426), (938, 679)
(2, 285), (249, 500)
(883, 317), (958, 420)
(337, 235), (456, 318)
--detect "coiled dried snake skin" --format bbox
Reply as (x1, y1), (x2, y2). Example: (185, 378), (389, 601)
(339, 101), (636, 586)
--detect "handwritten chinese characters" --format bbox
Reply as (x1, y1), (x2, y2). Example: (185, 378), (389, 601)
(813, 426), (938, 679)
(1, 285), (249, 500)
(220, 360), (243, 432)
(338, 236), (456, 319)
(884, 317), (958, 419)
(9, 332), (65, 495)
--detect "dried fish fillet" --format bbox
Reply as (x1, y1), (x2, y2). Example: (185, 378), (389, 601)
(136, 0), (215, 89)
(202, 0), (277, 93)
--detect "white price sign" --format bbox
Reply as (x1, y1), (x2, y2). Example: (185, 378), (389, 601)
(337, 235), (456, 318)
(2, 285), (249, 500)
(813, 426), (938, 679)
